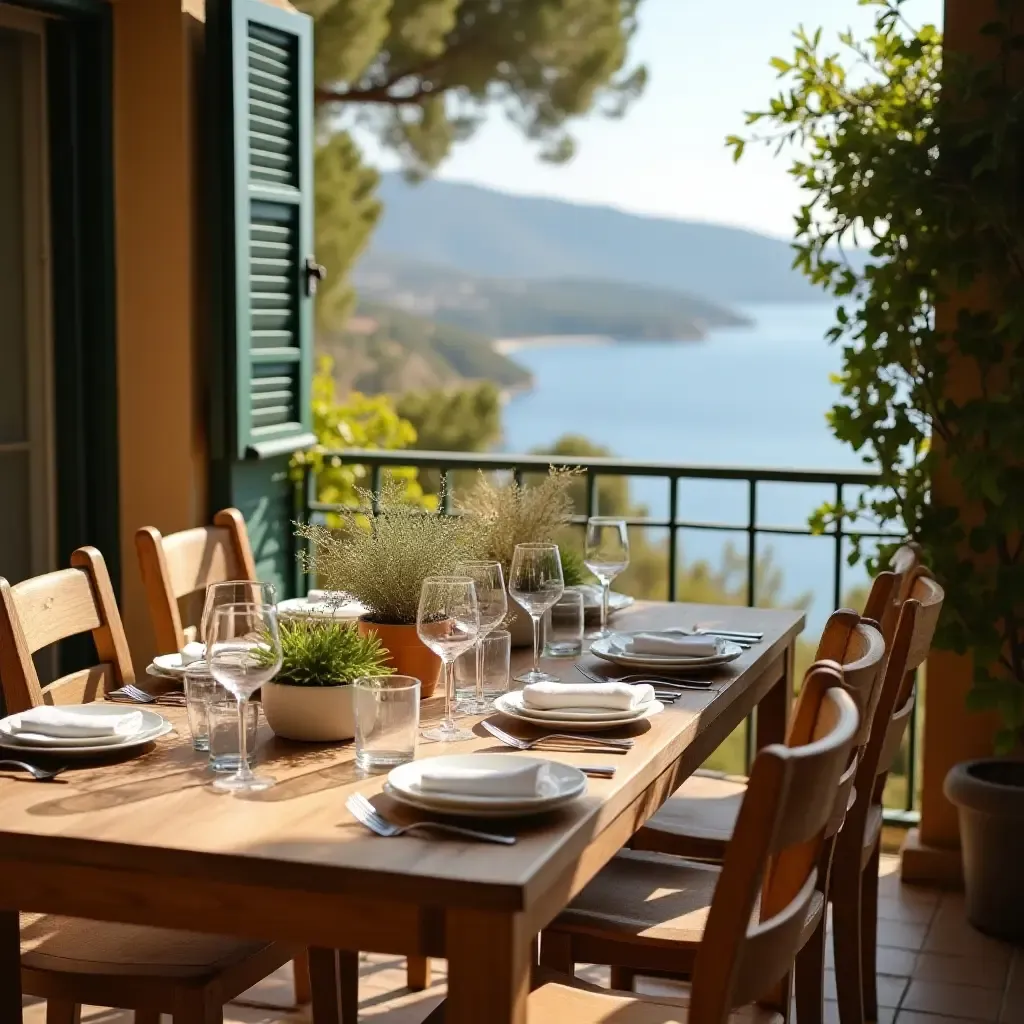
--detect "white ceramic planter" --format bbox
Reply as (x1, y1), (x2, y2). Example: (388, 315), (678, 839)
(261, 681), (355, 742)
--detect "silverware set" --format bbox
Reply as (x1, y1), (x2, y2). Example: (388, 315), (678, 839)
(481, 720), (628, 765)
(346, 792), (517, 846)
(107, 684), (186, 706)
(574, 664), (713, 690)
(0, 759), (67, 782)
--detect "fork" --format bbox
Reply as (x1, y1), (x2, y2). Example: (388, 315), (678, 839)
(0, 760), (68, 781)
(346, 793), (517, 845)
(575, 665), (712, 689)
(481, 719), (633, 753)
(107, 684), (157, 703)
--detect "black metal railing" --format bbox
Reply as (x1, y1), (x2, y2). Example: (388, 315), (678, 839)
(298, 448), (917, 824)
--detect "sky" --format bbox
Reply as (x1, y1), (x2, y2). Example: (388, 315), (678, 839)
(360, 0), (943, 239)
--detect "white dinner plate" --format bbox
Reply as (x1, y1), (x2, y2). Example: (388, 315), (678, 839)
(574, 586), (635, 618)
(590, 635), (744, 670)
(277, 597), (366, 620)
(151, 653), (190, 676)
(385, 754), (587, 818)
(0, 705), (173, 756)
(493, 692), (664, 732)
(495, 689), (654, 722)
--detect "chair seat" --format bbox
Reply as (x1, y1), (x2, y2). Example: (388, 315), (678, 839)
(529, 979), (783, 1024)
(553, 849), (824, 950)
(20, 913), (280, 981)
(633, 771), (746, 858)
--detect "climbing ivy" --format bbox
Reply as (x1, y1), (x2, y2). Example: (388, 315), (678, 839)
(729, 0), (1024, 750)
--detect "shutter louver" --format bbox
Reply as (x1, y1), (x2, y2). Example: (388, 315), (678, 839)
(214, 0), (315, 461)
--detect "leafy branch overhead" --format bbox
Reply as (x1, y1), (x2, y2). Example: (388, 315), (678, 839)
(297, 0), (647, 173)
(731, 0), (1024, 750)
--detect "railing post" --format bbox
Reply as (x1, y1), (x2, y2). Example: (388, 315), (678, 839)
(668, 475), (679, 602)
(371, 463), (382, 516)
(833, 482), (845, 610)
(586, 470), (598, 520)
(746, 480), (757, 607)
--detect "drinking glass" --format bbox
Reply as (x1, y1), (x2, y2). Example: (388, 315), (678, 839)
(509, 543), (564, 684)
(200, 580), (277, 645)
(453, 560), (507, 713)
(416, 576), (479, 743)
(207, 698), (260, 772)
(584, 517), (630, 639)
(206, 602), (282, 792)
(543, 589), (585, 657)
(184, 661), (219, 751)
(354, 675), (421, 772)
(455, 629), (511, 704)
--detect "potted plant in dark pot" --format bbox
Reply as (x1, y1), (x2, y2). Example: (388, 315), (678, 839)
(728, 0), (1024, 938)
(258, 618), (391, 742)
(295, 479), (479, 696)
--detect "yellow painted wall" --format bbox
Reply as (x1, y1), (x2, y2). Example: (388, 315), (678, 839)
(112, 0), (208, 670)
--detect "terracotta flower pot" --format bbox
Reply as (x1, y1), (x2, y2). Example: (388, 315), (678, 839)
(261, 681), (355, 742)
(358, 618), (441, 698)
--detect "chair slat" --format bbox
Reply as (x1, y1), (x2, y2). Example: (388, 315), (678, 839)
(10, 569), (101, 654)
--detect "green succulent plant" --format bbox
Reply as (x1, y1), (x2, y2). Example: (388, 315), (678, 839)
(260, 618), (392, 687)
(559, 546), (591, 587)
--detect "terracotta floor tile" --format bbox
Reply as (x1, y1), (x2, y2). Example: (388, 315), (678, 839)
(879, 895), (940, 926)
(913, 952), (1011, 991)
(924, 921), (1015, 961)
(898, 1012), (994, 1024)
(825, 970), (908, 1007)
(824, 1001), (896, 1024)
(880, 919), (931, 950)
(902, 980), (1004, 1021)
(635, 976), (692, 999)
(878, 946), (920, 976)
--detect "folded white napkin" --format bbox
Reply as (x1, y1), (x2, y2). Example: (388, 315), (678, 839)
(523, 681), (655, 712)
(7, 706), (144, 740)
(418, 762), (550, 798)
(180, 642), (206, 666)
(307, 589), (329, 603)
(622, 632), (723, 657)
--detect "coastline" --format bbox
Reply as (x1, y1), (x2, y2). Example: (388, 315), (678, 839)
(493, 334), (615, 354)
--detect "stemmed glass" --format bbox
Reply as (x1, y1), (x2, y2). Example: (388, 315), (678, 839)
(454, 561), (507, 713)
(201, 580), (277, 645)
(417, 577), (480, 743)
(206, 602), (282, 793)
(509, 543), (564, 684)
(584, 517), (630, 640)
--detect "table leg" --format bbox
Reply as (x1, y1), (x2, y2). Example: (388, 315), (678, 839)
(756, 641), (793, 750)
(1, 908), (22, 1022)
(445, 909), (530, 1024)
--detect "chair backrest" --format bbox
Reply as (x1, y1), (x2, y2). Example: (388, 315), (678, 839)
(866, 544), (922, 649)
(0, 547), (135, 713)
(844, 568), (944, 858)
(135, 507), (257, 653)
(688, 665), (860, 1024)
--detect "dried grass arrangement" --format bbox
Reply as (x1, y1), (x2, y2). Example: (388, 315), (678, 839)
(296, 479), (478, 626)
(458, 467), (580, 577)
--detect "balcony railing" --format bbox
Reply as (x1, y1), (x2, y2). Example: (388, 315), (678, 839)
(297, 447), (917, 825)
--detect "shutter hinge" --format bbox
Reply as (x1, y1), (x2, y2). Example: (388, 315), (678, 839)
(303, 256), (326, 296)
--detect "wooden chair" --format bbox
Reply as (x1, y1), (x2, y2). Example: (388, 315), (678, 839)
(527, 666), (861, 1024)
(832, 569), (944, 1024)
(537, 611), (885, 1013)
(135, 507), (259, 654)
(0, 548), (349, 1023)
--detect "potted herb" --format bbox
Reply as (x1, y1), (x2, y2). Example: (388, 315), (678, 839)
(459, 468), (579, 647)
(257, 618), (391, 742)
(296, 479), (478, 696)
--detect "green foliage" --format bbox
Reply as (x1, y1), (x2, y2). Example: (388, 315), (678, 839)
(298, 0), (647, 174)
(296, 478), (479, 625)
(263, 618), (392, 686)
(733, 0), (1024, 749)
(293, 356), (433, 517)
(314, 132), (381, 328)
(397, 383), (502, 454)
(559, 546), (590, 587)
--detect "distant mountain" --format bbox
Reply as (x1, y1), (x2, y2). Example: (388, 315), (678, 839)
(354, 252), (748, 341)
(369, 174), (834, 305)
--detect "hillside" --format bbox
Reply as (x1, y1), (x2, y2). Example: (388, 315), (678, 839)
(317, 301), (532, 396)
(354, 252), (748, 340)
(369, 174), (844, 305)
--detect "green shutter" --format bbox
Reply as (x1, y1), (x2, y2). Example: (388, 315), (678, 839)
(213, 0), (316, 461)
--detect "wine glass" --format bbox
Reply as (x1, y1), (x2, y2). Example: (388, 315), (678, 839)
(417, 577), (480, 742)
(454, 561), (508, 713)
(584, 517), (630, 640)
(206, 602), (281, 793)
(509, 543), (564, 684)
(201, 580), (277, 646)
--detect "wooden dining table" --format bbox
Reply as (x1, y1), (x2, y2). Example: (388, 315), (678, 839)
(0, 600), (804, 1023)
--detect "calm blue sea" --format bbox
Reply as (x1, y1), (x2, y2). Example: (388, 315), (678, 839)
(500, 303), (875, 630)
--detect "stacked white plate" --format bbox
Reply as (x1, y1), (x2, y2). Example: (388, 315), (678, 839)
(590, 632), (744, 671)
(149, 653), (192, 679)
(493, 690), (664, 732)
(0, 704), (173, 757)
(573, 585), (635, 620)
(386, 754), (587, 818)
